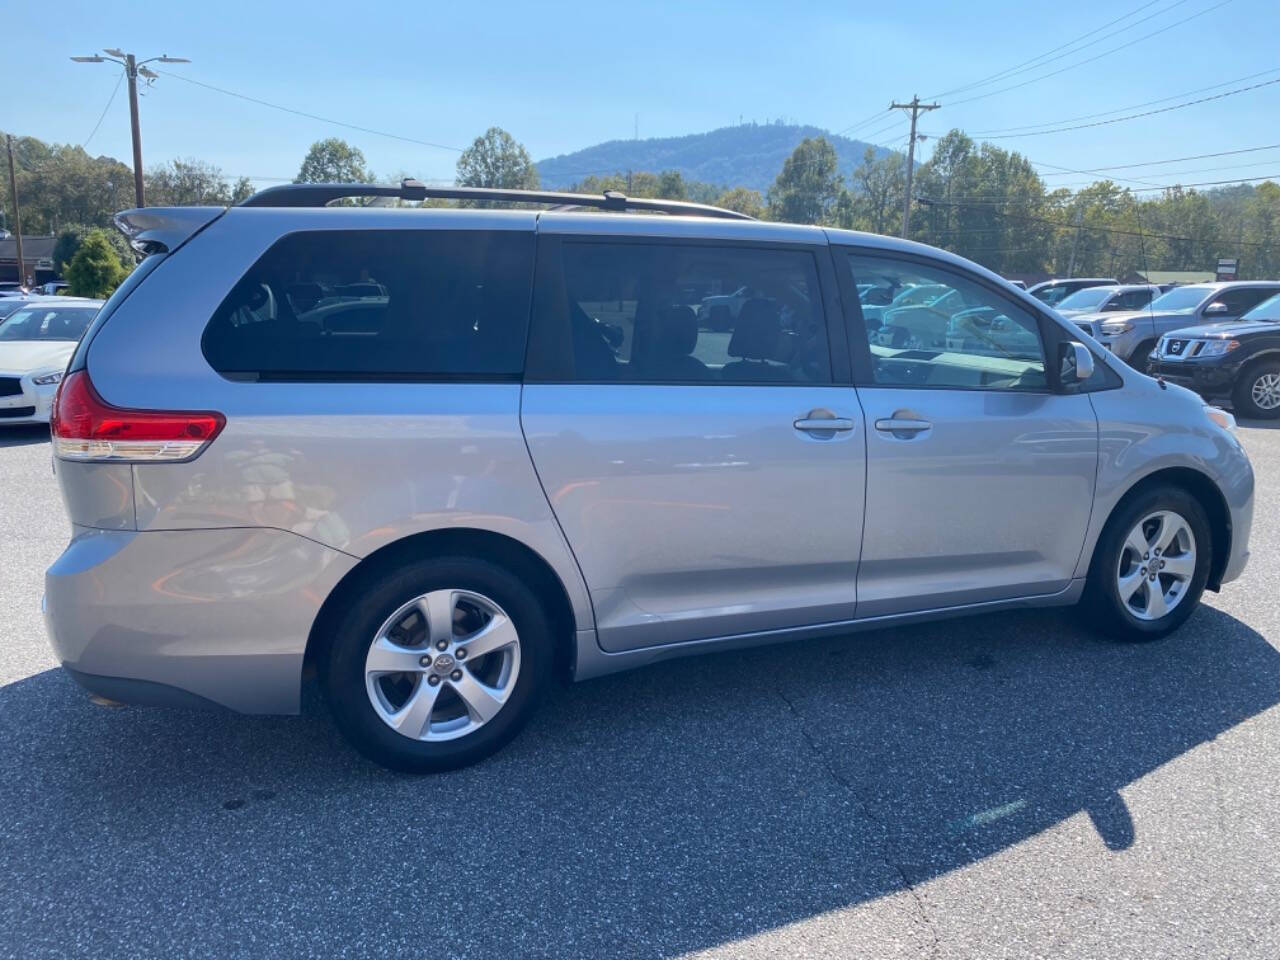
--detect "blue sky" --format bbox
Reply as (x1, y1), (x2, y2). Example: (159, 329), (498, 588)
(9, 0), (1279, 191)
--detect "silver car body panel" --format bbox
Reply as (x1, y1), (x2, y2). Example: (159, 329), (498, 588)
(854, 388), (1097, 616)
(522, 384), (865, 651)
(43, 210), (1256, 713)
(45, 524), (356, 713)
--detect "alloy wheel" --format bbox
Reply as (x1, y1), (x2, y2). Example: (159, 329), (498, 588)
(1250, 372), (1280, 411)
(364, 589), (521, 741)
(1115, 510), (1197, 622)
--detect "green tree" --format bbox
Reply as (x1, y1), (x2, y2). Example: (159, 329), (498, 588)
(767, 137), (842, 225)
(295, 138), (373, 184)
(0, 132), (132, 232)
(848, 147), (905, 235)
(657, 170), (687, 201)
(52, 223), (132, 275)
(456, 127), (539, 191)
(66, 229), (128, 297)
(146, 158), (254, 206)
(715, 186), (765, 218)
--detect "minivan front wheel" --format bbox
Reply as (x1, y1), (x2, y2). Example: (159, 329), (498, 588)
(324, 557), (552, 772)
(1085, 487), (1210, 641)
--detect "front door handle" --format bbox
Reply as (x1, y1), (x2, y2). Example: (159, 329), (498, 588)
(874, 416), (932, 438)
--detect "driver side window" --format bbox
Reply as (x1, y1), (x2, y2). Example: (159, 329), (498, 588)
(848, 252), (1047, 391)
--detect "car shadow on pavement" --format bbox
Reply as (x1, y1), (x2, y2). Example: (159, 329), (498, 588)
(0, 424), (50, 448)
(2, 604), (1277, 958)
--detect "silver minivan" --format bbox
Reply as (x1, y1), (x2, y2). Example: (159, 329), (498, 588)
(43, 181), (1254, 772)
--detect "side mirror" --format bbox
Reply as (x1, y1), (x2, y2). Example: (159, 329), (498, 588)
(1059, 341), (1095, 384)
(1204, 302), (1230, 316)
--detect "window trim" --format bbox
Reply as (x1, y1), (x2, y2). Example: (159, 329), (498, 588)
(200, 227), (537, 384)
(834, 244), (1120, 395)
(523, 234), (847, 387)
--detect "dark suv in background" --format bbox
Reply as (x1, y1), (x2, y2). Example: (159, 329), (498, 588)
(1150, 291), (1280, 418)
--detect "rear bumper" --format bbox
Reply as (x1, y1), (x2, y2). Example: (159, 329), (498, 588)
(44, 525), (357, 714)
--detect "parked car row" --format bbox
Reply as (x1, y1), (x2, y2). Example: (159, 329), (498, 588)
(1024, 279), (1280, 417)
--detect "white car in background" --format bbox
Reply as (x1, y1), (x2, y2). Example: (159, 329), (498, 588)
(0, 299), (103, 425)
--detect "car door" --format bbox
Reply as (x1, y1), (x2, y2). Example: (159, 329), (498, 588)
(1205, 286), (1279, 322)
(836, 248), (1100, 618)
(521, 230), (864, 653)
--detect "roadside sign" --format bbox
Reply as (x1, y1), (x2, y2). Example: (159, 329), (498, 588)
(1217, 257), (1239, 281)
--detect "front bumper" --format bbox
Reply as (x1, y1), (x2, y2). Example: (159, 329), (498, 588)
(1148, 357), (1240, 401)
(0, 373), (57, 424)
(1097, 328), (1142, 361)
(44, 524), (357, 714)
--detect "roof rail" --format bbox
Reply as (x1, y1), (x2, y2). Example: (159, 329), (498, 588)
(239, 179), (754, 220)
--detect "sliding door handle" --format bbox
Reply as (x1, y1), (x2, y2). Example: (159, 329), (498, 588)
(794, 417), (856, 432)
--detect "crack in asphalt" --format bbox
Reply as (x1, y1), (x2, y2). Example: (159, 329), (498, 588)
(775, 686), (942, 959)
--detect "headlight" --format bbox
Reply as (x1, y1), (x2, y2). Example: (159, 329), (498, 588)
(1197, 339), (1240, 357)
(31, 371), (63, 386)
(1204, 405), (1236, 432)
(1100, 320), (1134, 335)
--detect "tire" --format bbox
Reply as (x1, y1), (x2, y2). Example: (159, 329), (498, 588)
(323, 555), (553, 773)
(1084, 485), (1211, 642)
(1232, 358), (1280, 420)
(1128, 341), (1156, 375)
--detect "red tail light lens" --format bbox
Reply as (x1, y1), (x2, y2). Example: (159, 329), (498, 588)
(51, 370), (225, 462)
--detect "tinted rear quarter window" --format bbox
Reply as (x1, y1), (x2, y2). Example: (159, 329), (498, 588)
(202, 230), (534, 380)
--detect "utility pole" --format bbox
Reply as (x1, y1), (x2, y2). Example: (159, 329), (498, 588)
(890, 95), (940, 240)
(5, 135), (24, 288)
(71, 49), (190, 208)
(124, 53), (144, 207)
(1067, 206), (1085, 278)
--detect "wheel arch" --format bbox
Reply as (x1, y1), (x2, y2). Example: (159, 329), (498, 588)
(1091, 466), (1232, 591)
(304, 527), (581, 685)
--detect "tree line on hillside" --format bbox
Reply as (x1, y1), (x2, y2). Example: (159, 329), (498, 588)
(3, 124), (1277, 298)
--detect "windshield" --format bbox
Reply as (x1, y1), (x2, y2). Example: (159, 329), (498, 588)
(0, 307), (97, 341)
(1148, 287), (1212, 314)
(1056, 287), (1114, 310)
(1242, 292), (1280, 323)
(0, 299), (33, 321)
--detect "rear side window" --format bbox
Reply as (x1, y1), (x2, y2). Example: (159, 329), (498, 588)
(202, 230), (534, 380)
(530, 241), (831, 384)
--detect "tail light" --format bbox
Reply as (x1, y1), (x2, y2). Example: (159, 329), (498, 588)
(51, 370), (225, 463)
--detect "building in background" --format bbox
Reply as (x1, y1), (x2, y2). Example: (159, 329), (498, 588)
(0, 233), (56, 287)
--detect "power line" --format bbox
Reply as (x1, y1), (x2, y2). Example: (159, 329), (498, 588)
(82, 70), (125, 149)
(947, 0), (1233, 108)
(931, 172), (1280, 201)
(977, 75), (1280, 139)
(928, 0), (1178, 100)
(917, 194), (1275, 246)
(157, 71), (466, 153)
(1050, 158), (1280, 187)
(970, 67), (1280, 135)
(1032, 142), (1280, 175)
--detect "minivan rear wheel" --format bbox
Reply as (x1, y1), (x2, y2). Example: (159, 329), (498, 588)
(323, 556), (552, 772)
(1084, 486), (1210, 641)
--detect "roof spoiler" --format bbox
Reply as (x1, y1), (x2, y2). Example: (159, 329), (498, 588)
(239, 178), (755, 220)
(113, 206), (226, 255)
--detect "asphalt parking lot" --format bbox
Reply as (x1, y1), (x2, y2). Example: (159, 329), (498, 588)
(2, 421), (1279, 960)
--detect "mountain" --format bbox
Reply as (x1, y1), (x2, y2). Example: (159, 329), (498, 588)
(536, 123), (900, 193)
